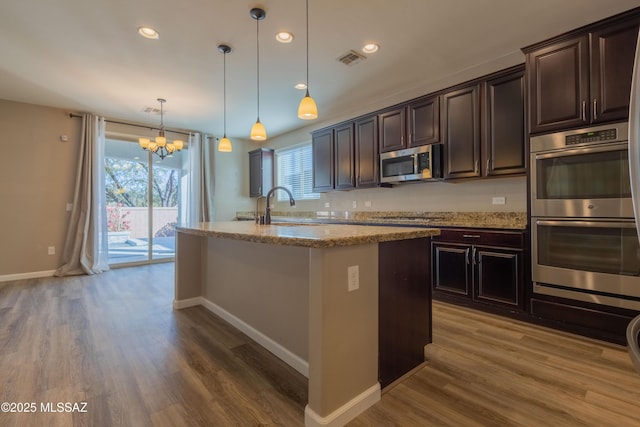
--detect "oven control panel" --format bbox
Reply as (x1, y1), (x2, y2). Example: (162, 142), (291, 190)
(565, 128), (617, 145)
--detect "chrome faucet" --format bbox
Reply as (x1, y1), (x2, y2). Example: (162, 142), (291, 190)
(264, 186), (296, 225)
(255, 196), (266, 224)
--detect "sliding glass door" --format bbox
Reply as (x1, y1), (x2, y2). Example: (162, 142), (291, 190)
(105, 138), (185, 265)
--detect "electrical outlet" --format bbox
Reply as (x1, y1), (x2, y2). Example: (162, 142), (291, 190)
(348, 265), (359, 291)
(352, 200), (357, 209)
(66, 203), (73, 211)
(364, 201), (372, 208)
(48, 246), (56, 255)
(492, 196), (506, 205)
(324, 202), (330, 208)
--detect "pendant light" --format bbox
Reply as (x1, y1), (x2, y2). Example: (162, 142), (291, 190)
(250, 8), (267, 141)
(298, 0), (318, 120)
(217, 44), (232, 152)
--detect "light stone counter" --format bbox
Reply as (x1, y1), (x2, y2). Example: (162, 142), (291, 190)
(176, 221), (440, 248)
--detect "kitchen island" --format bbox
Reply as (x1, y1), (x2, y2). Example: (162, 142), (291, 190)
(174, 221), (439, 426)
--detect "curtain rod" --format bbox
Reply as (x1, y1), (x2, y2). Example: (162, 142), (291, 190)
(68, 113), (192, 137)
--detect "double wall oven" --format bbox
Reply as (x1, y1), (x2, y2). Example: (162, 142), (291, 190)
(531, 122), (640, 311)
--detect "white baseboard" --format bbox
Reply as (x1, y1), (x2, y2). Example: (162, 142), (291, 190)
(304, 383), (381, 427)
(173, 297), (204, 309)
(173, 296), (309, 378)
(0, 270), (56, 283)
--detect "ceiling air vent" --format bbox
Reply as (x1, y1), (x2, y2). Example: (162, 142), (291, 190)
(142, 106), (162, 114)
(337, 50), (366, 66)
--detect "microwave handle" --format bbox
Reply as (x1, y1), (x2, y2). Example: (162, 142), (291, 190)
(534, 141), (628, 160)
(536, 219), (637, 229)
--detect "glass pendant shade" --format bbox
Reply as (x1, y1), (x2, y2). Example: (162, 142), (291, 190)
(218, 136), (232, 152)
(155, 136), (167, 147)
(250, 120), (267, 141)
(173, 139), (184, 150)
(298, 90), (318, 120)
(138, 137), (150, 149)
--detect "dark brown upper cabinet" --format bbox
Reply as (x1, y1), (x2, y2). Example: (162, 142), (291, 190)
(249, 148), (274, 197)
(311, 128), (334, 192)
(312, 124), (355, 192)
(334, 123), (356, 190)
(378, 95), (441, 153)
(378, 108), (406, 152)
(483, 66), (526, 177)
(524, 12), (639, 134)
(355, 115), (379, 188)
(408, 96), (441, 147)
(442, 83), (481, 179)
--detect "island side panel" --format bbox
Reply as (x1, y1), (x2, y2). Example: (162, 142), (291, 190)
(174, 231), (206, 304)
(379, 236), (432, 388)
(306, 243), (380, 423)
(202, 238), (310, 362)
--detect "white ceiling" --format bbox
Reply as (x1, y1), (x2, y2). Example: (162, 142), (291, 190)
(2, 0), (640, 140)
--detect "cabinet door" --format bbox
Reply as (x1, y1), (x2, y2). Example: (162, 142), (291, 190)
(312, 129), (334, 192)
(484, 68), (526, 176)
(527, 35), (589, 134)
(355, 115), (379, 187)
(408, 96), (440, 148)
(474, 246), (523, 309)
(443, 84), (481, 179)
(334, 123), (355, 190)
(590, 20), (639, 124)
(378, 108), (406, 152)
(249, 148), (273, 197)
(432, 242), (471, 298)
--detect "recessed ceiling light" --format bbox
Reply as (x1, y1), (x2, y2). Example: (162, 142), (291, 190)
(138, 26), (159, 40)
(362, 43), (379, 54)
(295, 83), (307, 90)
(276, 31), (294, 43)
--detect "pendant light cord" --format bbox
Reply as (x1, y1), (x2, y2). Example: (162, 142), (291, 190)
(223, 51), (227, 135)
(306, 0), (309, 91)
(256, 14), (260, 121)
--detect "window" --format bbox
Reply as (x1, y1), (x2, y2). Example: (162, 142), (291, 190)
(275, 142), (319, 201)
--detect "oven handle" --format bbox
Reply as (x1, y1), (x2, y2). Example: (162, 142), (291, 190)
(534, 141), (628, 160)
(536, 219), (637, 229)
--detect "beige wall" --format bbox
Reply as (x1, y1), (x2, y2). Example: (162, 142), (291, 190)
(0, 99), (81, 277)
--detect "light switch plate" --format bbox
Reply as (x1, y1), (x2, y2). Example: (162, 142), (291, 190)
(348, 265), (359, 291)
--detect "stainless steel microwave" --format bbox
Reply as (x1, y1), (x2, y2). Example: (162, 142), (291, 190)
(380, 144), (443, 184)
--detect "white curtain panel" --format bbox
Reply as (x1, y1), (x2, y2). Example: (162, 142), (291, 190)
(186, 133), (215, 224)
(55, 114), (109, 276)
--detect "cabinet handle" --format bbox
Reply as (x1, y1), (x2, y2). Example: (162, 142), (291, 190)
(475, 160), (479, 173)
(581, 100), (586, 121)
(463, 234), (481, 238)
(486, 159), (491, 176)
(472, 247), (477, 266)
(465, 248), (470, 265)
(593, 99), (597, 121)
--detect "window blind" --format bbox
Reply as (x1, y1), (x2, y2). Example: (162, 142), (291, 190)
(275, 143), (320, 201)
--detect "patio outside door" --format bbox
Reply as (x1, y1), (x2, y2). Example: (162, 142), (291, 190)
(105, 138), (185, 265)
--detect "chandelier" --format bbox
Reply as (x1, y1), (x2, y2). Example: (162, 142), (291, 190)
(138, 98), (184, 159)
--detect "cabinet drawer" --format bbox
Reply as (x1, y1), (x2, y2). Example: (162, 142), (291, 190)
(433, 228), (524, 248)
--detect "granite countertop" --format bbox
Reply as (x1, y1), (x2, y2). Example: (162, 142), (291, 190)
(176, 221), (440, 249)
(235, 211), (528, 230)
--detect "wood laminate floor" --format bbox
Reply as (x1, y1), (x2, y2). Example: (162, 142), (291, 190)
(0, 263), (638, 426)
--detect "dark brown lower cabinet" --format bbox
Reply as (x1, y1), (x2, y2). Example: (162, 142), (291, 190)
(432, 228), (525, 312)
(378, 237), (432, 388)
